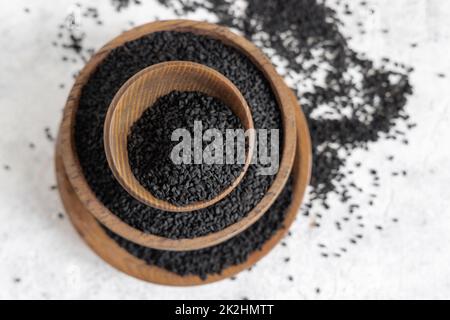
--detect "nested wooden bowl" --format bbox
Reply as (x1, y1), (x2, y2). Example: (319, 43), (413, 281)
(55, 102), (311, 286)
(104, 61), (256, 213)
(59, 20), (298, 251)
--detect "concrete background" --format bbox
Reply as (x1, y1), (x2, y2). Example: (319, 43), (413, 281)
(0, 0), (449, 299)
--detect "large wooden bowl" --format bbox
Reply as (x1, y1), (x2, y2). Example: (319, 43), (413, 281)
(55, 102), (311, 286)
(60, 20), (298, 251)
(104, 61), (256, 213)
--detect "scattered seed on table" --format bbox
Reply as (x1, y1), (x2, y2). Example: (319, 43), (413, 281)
(44, 127), (54, 142)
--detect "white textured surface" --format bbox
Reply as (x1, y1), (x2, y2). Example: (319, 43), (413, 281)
(0, 0), (450, 300)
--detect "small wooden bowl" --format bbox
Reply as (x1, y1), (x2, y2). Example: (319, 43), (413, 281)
(55, 101), (311, 286)
(104, 61), (255, 212)
(60, 20), (298, 251)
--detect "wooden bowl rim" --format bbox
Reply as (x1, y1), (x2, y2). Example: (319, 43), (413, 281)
(55, 103), (311, 286)
(104, 61), (256, 213)
(60, 19), (298, 251)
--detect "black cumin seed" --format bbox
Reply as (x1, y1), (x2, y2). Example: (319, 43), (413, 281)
(105, 179), (293, 278)
(75, 31), (282, 240)
(65, 0), (415, 278)
(128, 91), (244, 206)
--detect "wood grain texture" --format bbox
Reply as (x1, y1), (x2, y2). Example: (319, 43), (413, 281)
(104, 61), (256, 213)
(60, 20), (299, 251)
(55, 103), (311, 286)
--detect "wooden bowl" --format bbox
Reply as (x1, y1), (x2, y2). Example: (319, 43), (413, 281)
(55, 101), (311, 286)
(60, 20), (298, 251)
(104, 61), (256, 213)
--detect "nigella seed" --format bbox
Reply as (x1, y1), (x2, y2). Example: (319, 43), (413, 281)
(128, 92), (245, 206)
(76, 31), (282, 240)
(44, 127), (54, 142)
(66, 0), (415, 280)
(105, 180), (294, 278)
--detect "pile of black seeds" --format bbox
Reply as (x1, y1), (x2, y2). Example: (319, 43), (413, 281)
(50, 0), (424, 280)
(105, 178), (293, 279)
(128, 91), (245, 206)
(111, 0), (142, 11)
(75, 31), (282, 239)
